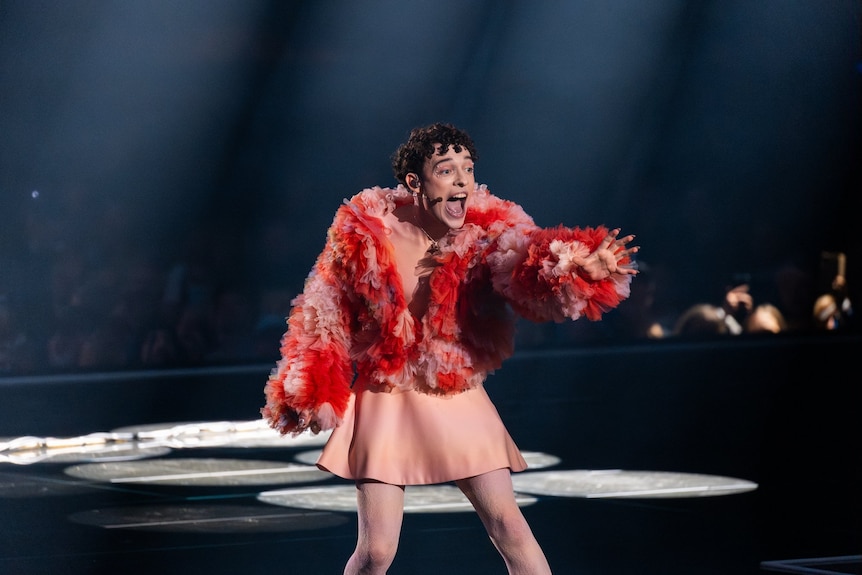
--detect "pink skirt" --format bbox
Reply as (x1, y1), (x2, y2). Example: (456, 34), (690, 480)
(316, 379), (527, 485)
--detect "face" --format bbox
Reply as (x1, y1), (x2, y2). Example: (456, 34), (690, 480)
(409, 144), (474, 230)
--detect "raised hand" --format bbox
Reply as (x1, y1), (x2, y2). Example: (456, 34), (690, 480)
(579, 228), (639, 281)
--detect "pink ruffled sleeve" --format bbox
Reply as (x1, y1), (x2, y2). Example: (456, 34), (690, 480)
(261, 229), (354, 436)
(485, 204), (633, 323)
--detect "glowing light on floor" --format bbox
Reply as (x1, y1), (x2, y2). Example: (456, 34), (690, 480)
(0, 420), (329, 465)
(5, 419), (758, 516)
(258, 484), (539, 513)
(0, 439), (171, 465)
(510, 469), (758, 498)
(111, 420), (331, 449)
(64, 458), (331, 486)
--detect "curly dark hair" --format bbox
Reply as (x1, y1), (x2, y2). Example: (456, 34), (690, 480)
(391, 123), (478, 186)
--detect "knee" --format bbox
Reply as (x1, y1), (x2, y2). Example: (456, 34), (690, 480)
(486, 512), (534, 547)
(354, 538), (399, 572)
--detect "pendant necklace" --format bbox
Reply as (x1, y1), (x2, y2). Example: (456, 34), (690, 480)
(418, 224), (440, 254)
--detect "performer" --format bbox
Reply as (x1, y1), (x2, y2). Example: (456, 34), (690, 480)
(263, 122), (639, 574)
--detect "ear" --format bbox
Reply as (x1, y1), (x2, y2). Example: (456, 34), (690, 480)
(407, 173), (421, 192)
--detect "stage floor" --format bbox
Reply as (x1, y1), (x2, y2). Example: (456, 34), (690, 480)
(1, 337), (860, 574)
(0, 426), (757, 574)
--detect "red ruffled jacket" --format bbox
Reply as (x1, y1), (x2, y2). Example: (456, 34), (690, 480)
(262, 184), (633, 435)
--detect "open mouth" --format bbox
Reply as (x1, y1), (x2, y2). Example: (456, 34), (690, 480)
(445, 193), (467, 218)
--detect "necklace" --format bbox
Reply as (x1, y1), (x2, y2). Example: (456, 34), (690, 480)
(417, 224), (440, 254)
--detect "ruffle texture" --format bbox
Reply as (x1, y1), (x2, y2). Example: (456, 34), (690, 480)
(262, 184), (633, 435)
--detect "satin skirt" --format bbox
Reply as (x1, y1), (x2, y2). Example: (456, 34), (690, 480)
(316, 378), (527, 485)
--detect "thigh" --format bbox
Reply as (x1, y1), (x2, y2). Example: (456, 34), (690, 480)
(456, 468), (520, 521)
(355, 480), (406, 541)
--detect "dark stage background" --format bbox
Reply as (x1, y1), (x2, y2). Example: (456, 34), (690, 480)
(1, 1), (860, 343)
(0, 2), (860, 573)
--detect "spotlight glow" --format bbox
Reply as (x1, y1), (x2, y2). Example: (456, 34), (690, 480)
(258, 484), (539, 514)
(511, 469), (758, 499)
(64, 458), (332, 486)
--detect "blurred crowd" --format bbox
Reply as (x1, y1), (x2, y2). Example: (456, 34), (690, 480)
(0, 193), (305, 376)
(0, 194), (855, 377)
(511, 255), (855, 348)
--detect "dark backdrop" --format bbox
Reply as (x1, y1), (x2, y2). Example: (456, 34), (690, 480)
(1, 1), (860, 368)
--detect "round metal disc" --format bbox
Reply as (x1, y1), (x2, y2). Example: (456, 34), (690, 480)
(259, 484), (538, 513)
(64, 457), (332, 486)
(511, 469), (758, 499)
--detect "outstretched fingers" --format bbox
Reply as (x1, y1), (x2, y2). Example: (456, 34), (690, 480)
(610, 231), (636, 253)
(600, 228), (641, 277)
(612, 232), (634, 247)
(600, 228), (621, 248)
(618, 243), (640, 275)
(617, 243), (639, 258)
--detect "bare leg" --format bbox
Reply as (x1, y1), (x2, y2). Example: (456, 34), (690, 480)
(456, 468), (552, 575)
(343, 480), (406, 575)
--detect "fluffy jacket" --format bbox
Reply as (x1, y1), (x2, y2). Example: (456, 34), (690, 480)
(262, 184), (633, 435)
